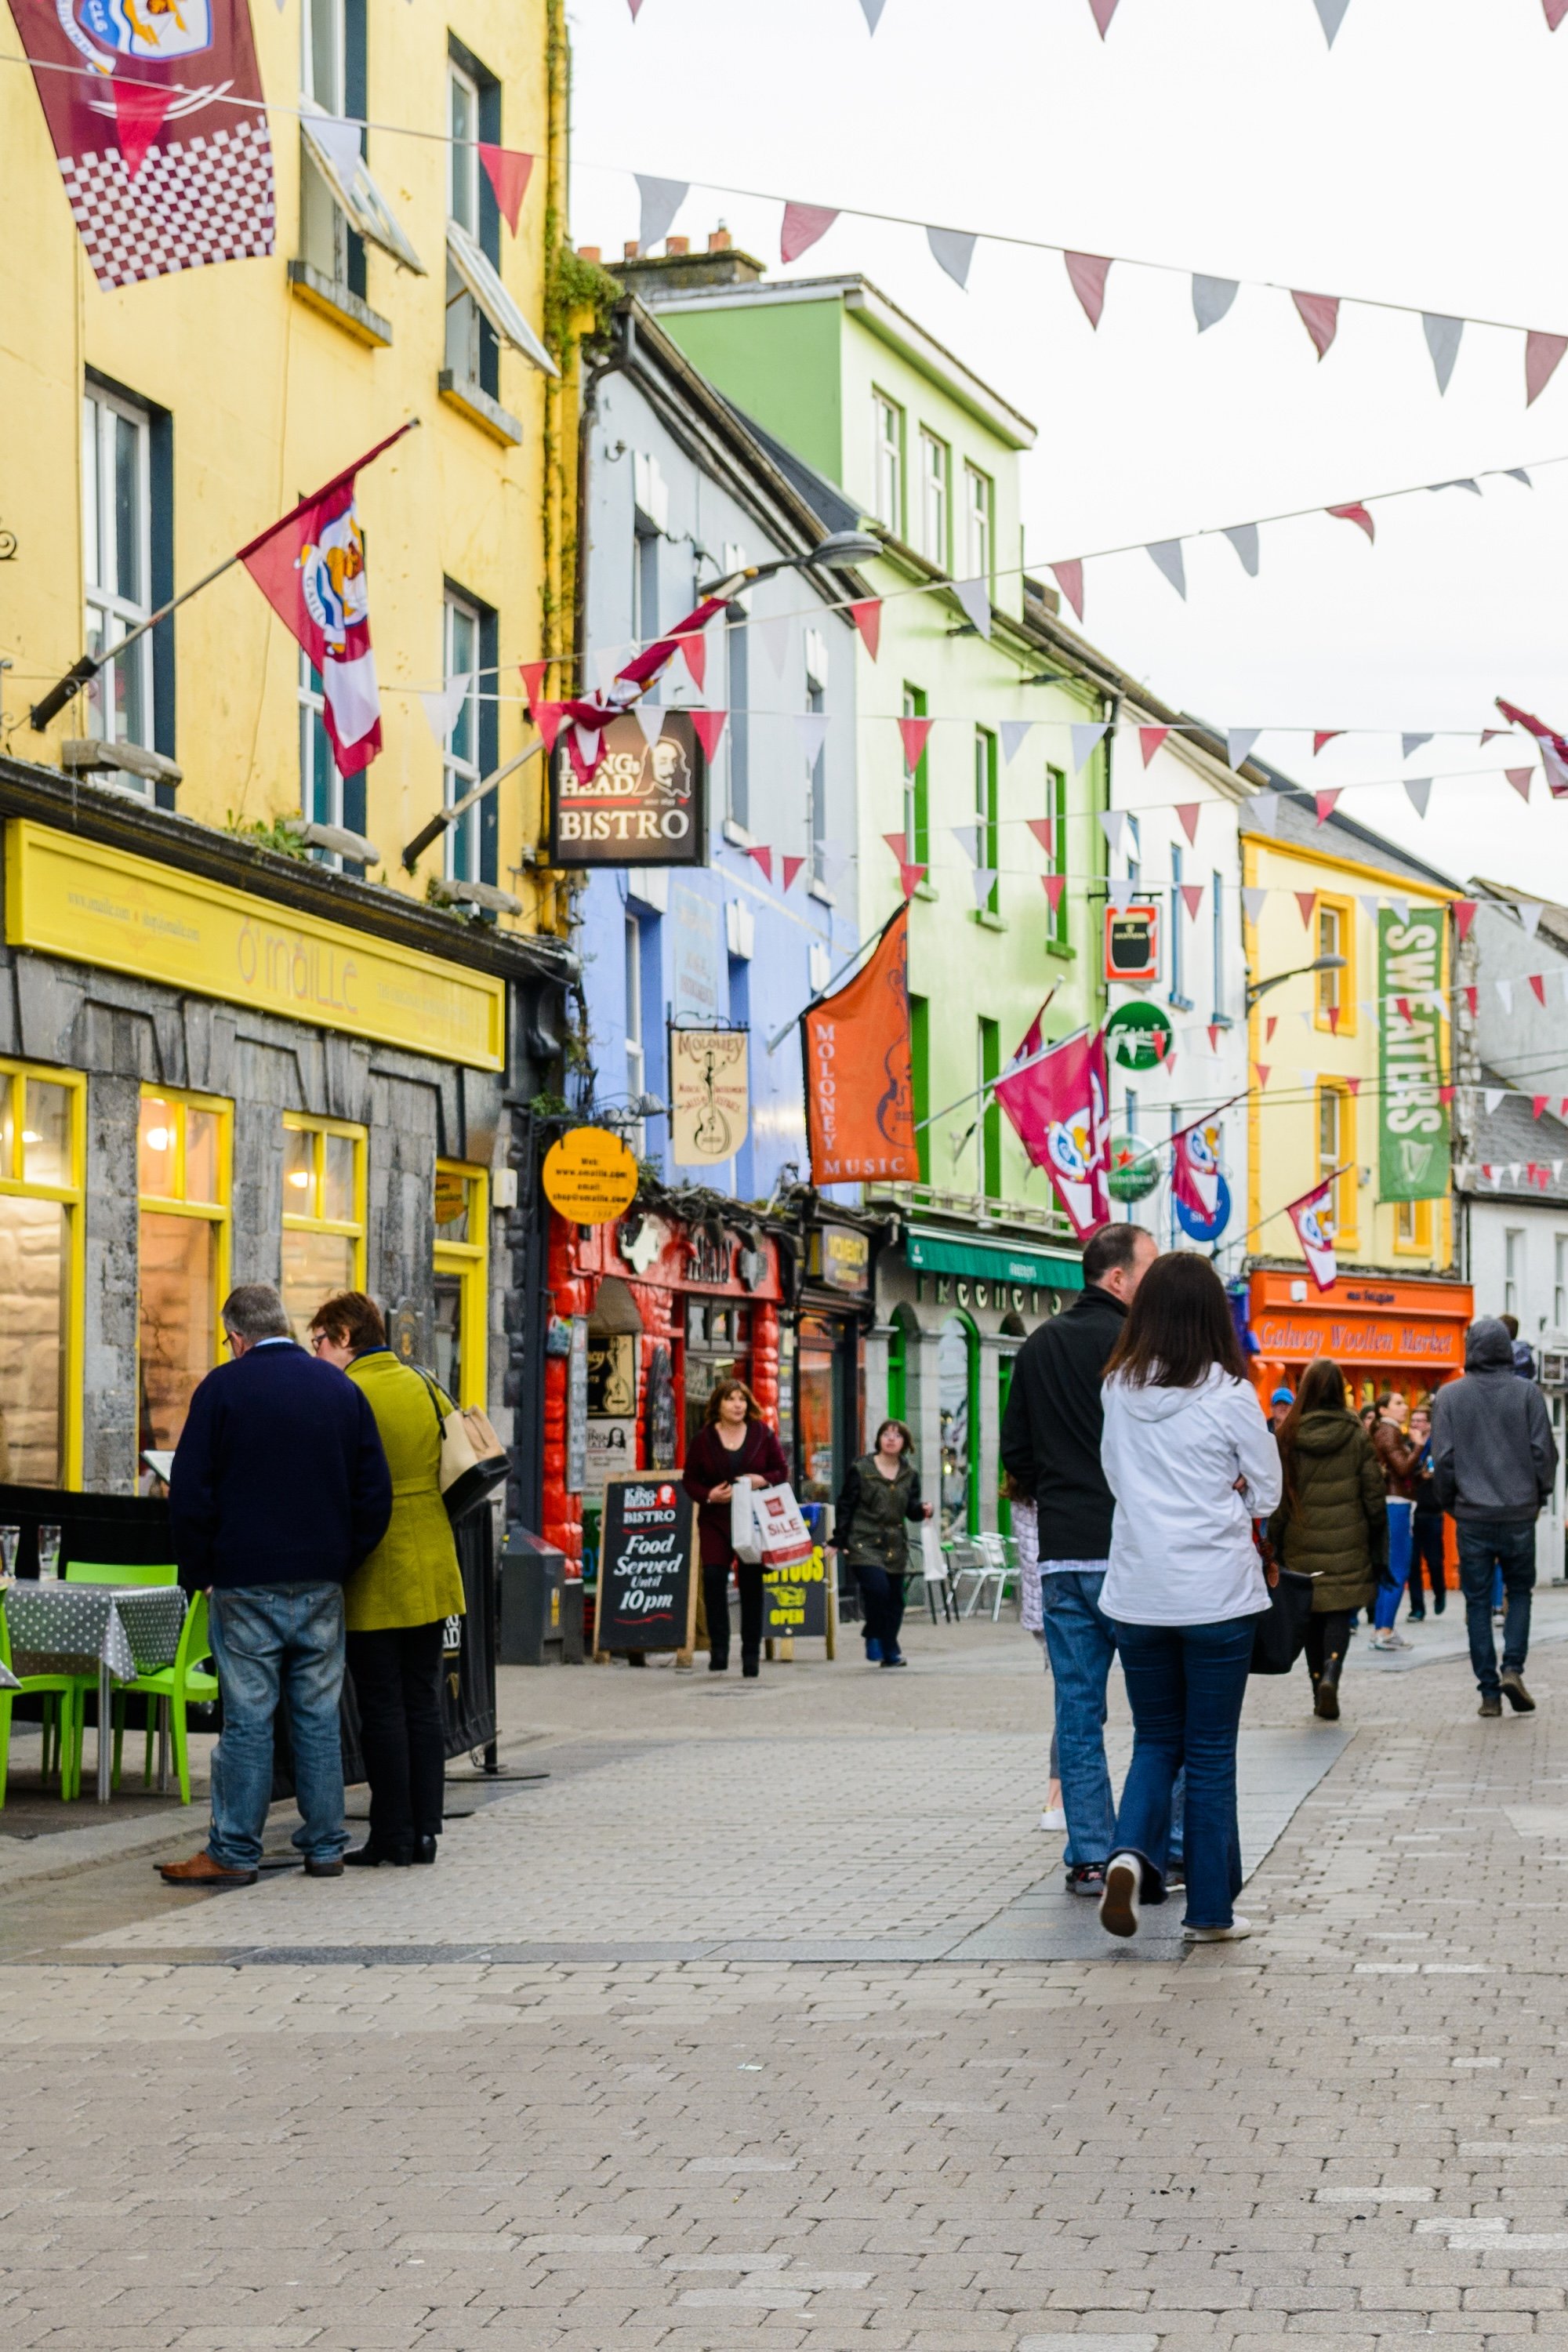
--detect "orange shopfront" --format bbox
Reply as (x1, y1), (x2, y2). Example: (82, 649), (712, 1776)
(1248, 1268), (1473, 1409)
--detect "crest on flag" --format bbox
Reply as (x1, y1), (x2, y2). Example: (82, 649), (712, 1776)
(1286, 1178), (1340, 1293)
(1172, 1122), (1222, 1224)
(64, 2), (216, 65)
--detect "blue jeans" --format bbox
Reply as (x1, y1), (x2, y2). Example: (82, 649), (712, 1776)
(1374, 1500), (1414, 1631)
(206, 1582), (347, 1871)
(1110, 1616), (1256, 1930)
(1456, 1521), (1537, 1697)
(1040, 1570), (1182, 1870)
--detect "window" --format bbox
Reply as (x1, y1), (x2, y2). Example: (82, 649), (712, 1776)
(0, 1062), (83, 1488)
(964, 463), (993, 584)
(1125, 811), (1141, 893)
(873, 392), (902, 535)
(1210, 870), (1227, 1021)
(808, 677), (827, 889)
(918, 430), (949, 568)
(632, 472), (661, 685)
(978, 1018), (1001, 1199)
(974, 727), (998, 916)
(1316, 1081), (1356, 1250)
(1316, 897), (1354, 1031)
(445, 55), (493, 394)
(1046, 764), (1069, 951)
(1505, 1228), (1524, 1319)
(1393, 1199), (1432, 1255)
(298, 648), (339, 833)
(138, 1091), (230, 1459)
(624, 914), (645, 1105)
(1169, 844), (1189, 1007)
(434, 1162), (488, 1411)
(281, 1114), (365, 1341)
(725, 601), (750, 826)
(442, 593), (482, 881)
(902, 683), (929, 867)
(298, 0), (423, 289)
(82, 384), (153, 767)
(1555, 1235), (1567, 1329)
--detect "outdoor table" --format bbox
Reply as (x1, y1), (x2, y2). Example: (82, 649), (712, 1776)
(2, 1581), (187, 1802)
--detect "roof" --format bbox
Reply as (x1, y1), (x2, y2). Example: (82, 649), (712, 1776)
(1240, 753), (1463, 894)
(1474, 876), (1568, 960)
(719, 401), (864, 537)
(1461, 1069), (1568, 1203)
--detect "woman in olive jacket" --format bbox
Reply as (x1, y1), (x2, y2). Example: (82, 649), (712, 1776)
(1268, 1356), (1388, 1722)
(829, 1420), (934, 1669)
(310, 1290), (466, 1866)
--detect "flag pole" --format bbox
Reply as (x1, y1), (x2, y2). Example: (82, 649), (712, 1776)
(764, 902), (904, 1056)
(914, 1000), (1069, 1134)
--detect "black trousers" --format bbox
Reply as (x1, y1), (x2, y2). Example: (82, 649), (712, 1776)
(1410, 1512), (1447, 1610)
(704, 1557), (764, 1664)
(853, 1561), (906, 1654)
(345, 1619), (447, 1853)
(1304, 1609), (1353, 1682)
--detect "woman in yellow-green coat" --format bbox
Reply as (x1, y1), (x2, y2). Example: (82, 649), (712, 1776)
(310, 1290), (465, 1868)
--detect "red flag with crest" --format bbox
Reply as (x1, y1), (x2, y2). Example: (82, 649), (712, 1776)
(993, 1018), (1111, 1240)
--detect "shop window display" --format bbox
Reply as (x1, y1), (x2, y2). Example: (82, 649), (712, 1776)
(281, 1113), (365, 1339)
(434, 1160), (487, 1408)
(0, 1064), (83, 1486)
(137, 1091), (230, 1459)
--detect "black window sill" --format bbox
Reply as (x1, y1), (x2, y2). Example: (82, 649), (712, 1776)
(287, 260), (392, 347)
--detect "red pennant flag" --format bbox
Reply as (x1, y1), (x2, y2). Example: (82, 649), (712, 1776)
(1481, 727), (1508, 744)
(1549, 4), (1568, 37)
(782, 855), (806, 891)
(1312, 730), (1343, 754)
(518, 659), (550, 718)
(677, 629), (707, 690)
(1313, 791), (1341, 824)
(1027, 818), (1055, 857)
(1526, 330), (1568, 406)
(113, 80), (176, 179)
(1065, 252), (1112, 328)
(1327, 503), (1375, 543)
(1439, 1085), (1455, 1107)
(781, 201), (840, 264)
(1138, 726), (1170, 767)
(1174, 803), (1201, 844)
(883, 829), (911, 866)
(1265, 1016), (1279, 1044)
(897, 716), (933, 772)
(1254, 1064), (1271, 1089)
(1089, 0), (1122, 31)
(478, 146), (534, 234)
(899, 862), (927, 900)
(691, 709), (728, 760)
(849, 599), (882, 659)
(1454, 898), (1478, 941)
(1463, 985), (1479, 1016)
(1180, 883), (1205, 920)
(1043, 873), (1066, 916)
(1328, 1006), (1341, 1035)
(1050, 561), (1085, 622)
(1296, 890), (1318, 927)
(533, 702), (570, 756)
(1531, 975), (1548, 1006)
(1207, 1024), (1223, 1054)
(1535, 1095), (1551, 1118)
(1293, 291), (1341, 360)
(1396, 995), (1414, 1025)
(802, 905), (919, 1185)
(746, 844), (774, 883)
(1507, 768), (1534, 800)
(1346, 1076), (1362, 1096)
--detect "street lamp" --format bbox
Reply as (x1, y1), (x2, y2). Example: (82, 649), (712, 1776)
(697, 530), (883, 600)
(1244, 953), (1346, 1012)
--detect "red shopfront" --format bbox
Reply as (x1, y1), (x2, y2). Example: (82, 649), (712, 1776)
(542, 1202), (785, 1574)
(1248, 1268), (1474, 1408)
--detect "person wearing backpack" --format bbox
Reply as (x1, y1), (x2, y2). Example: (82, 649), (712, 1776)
(1267, 1356), (1388, 1722)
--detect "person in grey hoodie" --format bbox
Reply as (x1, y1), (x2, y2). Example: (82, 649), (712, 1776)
(1431, 1317), (1559, 1717)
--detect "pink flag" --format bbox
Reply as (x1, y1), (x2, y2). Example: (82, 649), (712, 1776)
(1454, 899), (1478, 941)
(898, 716), (933, 771)
(746, 844), (774, 883)
(479, 146), (534, 234)
(1296, 889), (1319, 926)
(898, 862), (927, 899)
(1180, 883), (1205, 920)
(1327, 1006), (1341, 1036)
(1463, 985), (1479, 1016)
(1293, 292), (1341, 361)
(1546, 1), (1568, 31)
(1207, 1024), (1223, 1054)
(691, 709), (728, 760)
(1526, 330), (1568, 406)
(782, 855), (805, 891)
(677, 628), (707, 690)
(849, 600), (882, 659)
(518, 659), (550, 717)
(113, 80), (176, 178)
(1254, 1064), (1272, 1089)
(1089, 0), (1121, 30)
(1535, 1094), (1550, 1117)
(1346, 1076), (1362, 1097)
(1043, 873), (1067, 916)
(1508, 768), (1534, 800)
(782, 201), (839, 264)
(1174, 803), (1201, 845)
(1139, 726), (1170, 767)
(1314, 790), (1341, 823)
(1497, 697), (1568, 799)
(1287, 1177), (1340, 1292)
(1027, 817), (1055, 858)
(533, 702), (569, 756)
(1313, 730), (1343, 754)
(1065, 252), (1112, 328)
(1172, 1120), (1222, 1225)
(1050, 561), (1085, 622)
(1531, 976), (1548, 1007)
(993, 1021), (1110, 1240)
(1327, 503), (1375, 543)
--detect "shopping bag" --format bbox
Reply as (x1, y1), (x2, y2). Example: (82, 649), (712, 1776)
(750, 1482), (815, 1571)
(1248, 1566), (1313, 1675)
(918, 1517), (948, 1583)
(731, 1483), (762, 1563)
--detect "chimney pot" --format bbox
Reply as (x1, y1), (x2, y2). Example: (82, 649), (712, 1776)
(577, 245), (602, 263)
(622, 240), (640, 260)
(666, 235), (690, 256)
(708, 227), (732, 252)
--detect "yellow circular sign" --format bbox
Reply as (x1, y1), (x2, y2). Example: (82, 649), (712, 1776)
(543, 1127), (640, 1225)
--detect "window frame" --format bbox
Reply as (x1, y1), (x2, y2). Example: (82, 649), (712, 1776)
(1555, 1233), (1568, 1330)
(902, 681), (929, 868)
(1315, 894), (1356, 1033)
(1045, 764), (1070, 953)
(1316, 1078), (1358, 1254)
(441, 586), (497, 885)
(1504, 1226), (1524, 1317)
(434, 1158), (488, 1411)
(973, 725), (998, 918)
(1210, 869), (1228, 1022)
(136, 1087), (233, 1465)
(963, 462), (993, 585)
(0, 1058), (86, 1490)
(917, 428), (949, 570)
(1168, 843), (1192, 1010)
(82, 382), (154, 765)
(1392, 1197), (1432, 1258)
(281, 1112), (367, 1327)
(872, 390), (904, 537)
(624, 912), (645, 1107)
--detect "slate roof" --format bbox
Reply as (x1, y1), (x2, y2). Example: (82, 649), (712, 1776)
(1461, 1069), (1568, 1203)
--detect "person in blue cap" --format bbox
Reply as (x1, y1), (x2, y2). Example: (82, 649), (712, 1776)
(1269, 1385), (1295, 1438)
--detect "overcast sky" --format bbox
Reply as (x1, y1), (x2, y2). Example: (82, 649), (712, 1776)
(568, 0), (1568, 899)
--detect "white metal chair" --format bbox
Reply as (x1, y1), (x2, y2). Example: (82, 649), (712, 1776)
(956, 1531), (1019, 1621)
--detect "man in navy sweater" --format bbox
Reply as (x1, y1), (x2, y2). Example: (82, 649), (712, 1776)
(159, 1282), (392, 1887)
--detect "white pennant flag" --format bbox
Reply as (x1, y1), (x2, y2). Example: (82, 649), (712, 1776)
(1403, 777), (1432, 817)
(1311, 0), (1352, 42)
(858, 0), (887, 25)
(635, 175), (688, 252)
(1105, 878), (1138, 912)
(1223, 522), (1261, 577)
(971, 867), (999, 909)
(1243, 885), (1269, 924)
(1422, 313), (1465, 395)
(1555, 1162), (1565, 1183)
(1228, 728), (1261, 770)
(1192, 274), (1239, 332)
(927, 226), (977, 289)
(633, 704), (666, 749)
(1509, 1163), (1523, 1186)
(951, 575), (992, 638)
(593, 648), (622, 693)
(755, 612), (789, 675)
(950, 822), (982, 866)
(1073, 721), (1110, 773)
(797, 712), (829, 767)
(1000, 719), (1033, 764)
(1402, 732), (1432, 759)
(1497, 979), (1515, 1013)
(1359, 893), (1382, 922)
(1483, 1088), (1506, 1114)
(1146, 539), (1186, 598)
(419, 673), (471, 746)
(1519, 900), (1545, 938)
(1099, 808), (1128, 852)
(1388, 895), (1410, 924)
(1246, 789), (1279, 834)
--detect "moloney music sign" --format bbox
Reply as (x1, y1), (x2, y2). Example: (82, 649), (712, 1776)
(549, 709), (706, 867)
(670, 1028), (750, 1165)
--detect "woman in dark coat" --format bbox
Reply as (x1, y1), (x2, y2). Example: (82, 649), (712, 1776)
(682, 1378), (788, 1678)
(829, 1419), (934, 1669)
(1269, 1356), (1388, 1722)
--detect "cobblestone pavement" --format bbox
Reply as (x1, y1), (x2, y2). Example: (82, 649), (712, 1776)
(3, 1606), (1568, 2349)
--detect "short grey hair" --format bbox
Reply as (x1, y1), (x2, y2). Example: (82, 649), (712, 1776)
(221, 1283), (291, 1344)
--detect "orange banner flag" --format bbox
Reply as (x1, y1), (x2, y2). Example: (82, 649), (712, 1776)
(802, 906), (919, 1185)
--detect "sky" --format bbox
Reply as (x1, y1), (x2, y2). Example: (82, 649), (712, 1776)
(566, 0), (1568, 899)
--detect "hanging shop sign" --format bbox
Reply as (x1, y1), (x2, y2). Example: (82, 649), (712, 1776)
(808, 1224), (872, 1294)
(586, 1332), (637, 1418)
(547, 708), (706, 867)
(670, 1026), (750, 1164)
(1104, 902), (1160, 985)
(1377, 905), (1451, 1202)
(543, 1127), (640, 1224)
(1106, 1132), (1160, 1203)
(1104, 1000), (1171, 1069)
(593, 1472), (698, 1658)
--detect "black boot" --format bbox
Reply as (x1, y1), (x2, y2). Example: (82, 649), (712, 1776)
(343, 1841), (413, 1867)
(742, 1653), (760, 1679)
(1314, 1653), (1342, 1722)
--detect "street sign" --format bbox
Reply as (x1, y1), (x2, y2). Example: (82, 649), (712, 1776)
(1104, 1000), (1171, 1069)
(1104, 902), (1160, 985)
(543, 1127), (639, 1224)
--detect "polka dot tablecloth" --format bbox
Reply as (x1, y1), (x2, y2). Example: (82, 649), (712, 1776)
(2, 1582), (187, 1683)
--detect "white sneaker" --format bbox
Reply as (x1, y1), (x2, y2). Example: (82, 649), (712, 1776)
(1099, 1852), (1141, 1940)
(1037, 1805), (1066, 1831)
(1372, 1631), (1412, 1652)
(1184, 1915), (1253, 1942)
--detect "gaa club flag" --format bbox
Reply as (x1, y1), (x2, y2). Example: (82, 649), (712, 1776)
(238, 424), (414, 778)
(1285, 1175), (1341, 1294)
(801, 904), (920, 1185)
(14, 0), (274, 291)
(993, 1015), (1111, 1241)
(538, 594), (731, 786)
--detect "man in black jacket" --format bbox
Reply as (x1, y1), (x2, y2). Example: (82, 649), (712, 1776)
(158, 1283), (392, 1888)
(1433, 1316), (1558, 1716)
(1001, 1221), (1158, 1894)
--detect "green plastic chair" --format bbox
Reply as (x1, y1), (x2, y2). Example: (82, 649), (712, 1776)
(64, 1562), (180, 1586)
(113, 1590), (216, 1806)
(58, 1564), (181, 1795)
(0, 1602), (85, 1804)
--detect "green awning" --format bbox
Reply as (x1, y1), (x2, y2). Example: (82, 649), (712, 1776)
(904, 1227), (1083, 1290)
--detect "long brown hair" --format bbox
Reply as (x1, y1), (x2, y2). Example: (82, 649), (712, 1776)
(1276, 1355), (1348, 1512)
(702, 1377), (763, 1427)
(1103, 1250), (1248, 1390)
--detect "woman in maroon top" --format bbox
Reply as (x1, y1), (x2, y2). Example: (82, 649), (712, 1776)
(683, 1377), (789, 1677)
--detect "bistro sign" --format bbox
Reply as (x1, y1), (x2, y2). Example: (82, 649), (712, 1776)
(548, 709), (706, 868)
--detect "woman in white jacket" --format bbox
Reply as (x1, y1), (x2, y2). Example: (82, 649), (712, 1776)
(1095, 1251), (1282, 1944)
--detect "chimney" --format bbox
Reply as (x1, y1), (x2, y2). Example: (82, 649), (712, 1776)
(665, 235), (690, 256)
(622, 240), (640, 261)
(611, 223), (766, 299)
(577, 245), (601, 264)
(708, 227), (732, 252)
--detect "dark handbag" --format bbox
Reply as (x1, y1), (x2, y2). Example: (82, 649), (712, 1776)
(1249, 1522), (1314, 1675)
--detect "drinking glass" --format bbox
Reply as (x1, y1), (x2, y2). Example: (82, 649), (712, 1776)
(0, 1526), (18, 1579)
(37, 1524), (61, 1582)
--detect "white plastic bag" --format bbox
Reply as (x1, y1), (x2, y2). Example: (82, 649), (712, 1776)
(731, 1481), (762, 1563)
(751, 1482), (815, 1570)
(919, 1517), (947, 1583)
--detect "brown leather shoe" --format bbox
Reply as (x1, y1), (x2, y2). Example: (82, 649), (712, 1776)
(157, 1850), (258, 1887)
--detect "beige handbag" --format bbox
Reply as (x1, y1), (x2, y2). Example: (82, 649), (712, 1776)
(419, 1373), (510, 1522)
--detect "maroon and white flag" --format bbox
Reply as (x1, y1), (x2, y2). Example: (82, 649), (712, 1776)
(993, 1018), (1111, 1241)
(1285, 1175), (1341, 1294)
(15, 1), (274, 291)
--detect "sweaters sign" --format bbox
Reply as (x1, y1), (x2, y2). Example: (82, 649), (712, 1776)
(1377, 908), (1450, 1202)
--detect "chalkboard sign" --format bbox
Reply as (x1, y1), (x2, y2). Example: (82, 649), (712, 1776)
(594, 1472), (697, 1658)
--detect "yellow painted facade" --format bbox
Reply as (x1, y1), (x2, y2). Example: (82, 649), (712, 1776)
(1243, 826), (1455, 1276)
(0, 0), (578, 931)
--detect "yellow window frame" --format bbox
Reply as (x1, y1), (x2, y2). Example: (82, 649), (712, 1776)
(1316, 1079), (1359, 1254)
(1391, 1197), (1433, 1258)
(137, 1087), (233, 1453)
(281, 1112), (367, 1275)
(434, 1159), (488, 1410)
(0, 1057), (86, 1490)
(1314, 892), (1356, 1034)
